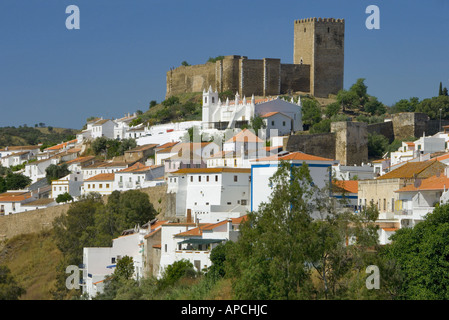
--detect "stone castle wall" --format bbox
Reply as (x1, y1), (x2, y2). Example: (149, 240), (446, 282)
(166, 55), (311, 98)
(166, 17), (345, 99)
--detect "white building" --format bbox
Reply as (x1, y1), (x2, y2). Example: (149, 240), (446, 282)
(24, 157), (59, 184)
(166, 167), (251, 221)
(82, 161), (129, 180)
(0, 191), (36, 216)
(158, 216), (246, 278)
(332, 163), (375, 181)
(51, 171), (84, 200)
(113, 113), (138, 140)
(163, 142), (220, 173)
(201, 86), (302, 132)
(82, 173), (115, 196)
(250, 151), (338, 213)
(89, 119), (116, 140)
(394, 170), (449, 229)
(82, 225), (151, 299)
(0, 145), (40, 160)
(114, 162), (165, 191)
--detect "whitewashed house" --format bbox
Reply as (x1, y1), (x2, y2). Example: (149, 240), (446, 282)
(158, 216), (246, 278)
(394, 171), (449, 228)
(201, 86), (302, 132)
(0, 191), (36, 216)
(20, 198), (57, 211)
(82, 173), (115, 196)
(261, 111), (293, 137)
(0, 145), (40, 160)
(1, 151), (32, 168)
(114, 113), (138, 140)
(332, 163), (375, 181)
(51, 171), (84, 200)
(82, 161), (129, 180)
(90, 119), (116, 140)
(250, 151), (338, 213)
(24, 157), (59, 183)
(114, 162), (165, 191)
(82, 225), (148, 299)
(163, 142), (220, 173)
(166, 167), (251, 222)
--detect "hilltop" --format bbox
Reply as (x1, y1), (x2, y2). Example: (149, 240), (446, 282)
(0, 126), (79, 149)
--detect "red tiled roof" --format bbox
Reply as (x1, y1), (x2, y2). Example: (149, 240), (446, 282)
(333, 180), (358, 194)
(85, 173), (115, 181)
(253, 151), (334, 162)
(377, 160), (443, 180)
(396, 174), (449, 192)
(225, 129), (264, 143)
(171, 167), (251, 174)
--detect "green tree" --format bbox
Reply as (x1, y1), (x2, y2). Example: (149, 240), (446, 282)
(302, 98), (322, 128)
(3, 172), (32, 190)
(159, 259), (197, 289)
(56, 192), (73, 203)
(181, 61), (190, 66)
(229, 162), (319, 299)
(439, 82), (443, 96)
(415, 95), (449, 120)
(0, 265), (26, 300)
(45, 163), (70, 184)
(336, 89), (359, 111)
(367, 133), (389, 159)
(365, 96), (386, 115)
(149, 100), (157, 109)
(325, 102), (341, 118)
(383, 203), (449, 299)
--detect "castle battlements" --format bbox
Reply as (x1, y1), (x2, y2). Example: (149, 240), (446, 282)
(294, 17), (345, 24)
(166, 18), (344, 99)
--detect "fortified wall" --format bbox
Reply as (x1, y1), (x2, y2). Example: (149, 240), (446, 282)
(166, 55), (310, 98)
(166, 17), (345, 99)
(285, 113), (449, 165)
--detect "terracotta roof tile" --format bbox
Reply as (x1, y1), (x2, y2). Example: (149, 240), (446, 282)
(333, 180), (358, 194)
(225, 129), (264, 143)
(254, 151), (334, 162)
(377, 160), (444, 180)
(396, 174), (449, 192)
(171, 167), (251, 174)
(85, 173), (115, 181)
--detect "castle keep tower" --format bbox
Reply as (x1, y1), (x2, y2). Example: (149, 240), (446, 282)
(294, 18), (345, 98)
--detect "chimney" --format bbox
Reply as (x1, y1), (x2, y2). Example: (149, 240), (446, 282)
(186, 209), (192, 223)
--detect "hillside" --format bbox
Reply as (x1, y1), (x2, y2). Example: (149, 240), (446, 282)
(0, 230), (61, 300)
(0, 126), (79, 149)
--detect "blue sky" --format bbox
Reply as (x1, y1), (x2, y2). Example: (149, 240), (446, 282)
(0, 0), (448, 129)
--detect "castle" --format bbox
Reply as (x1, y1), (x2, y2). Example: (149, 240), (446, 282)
(166, 17), (345, 99)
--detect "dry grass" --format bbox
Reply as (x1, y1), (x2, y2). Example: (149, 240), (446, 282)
(0, 230), (62, 300)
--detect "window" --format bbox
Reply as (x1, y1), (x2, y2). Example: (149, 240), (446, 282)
(227, 202), (232, 205)
(206, 176), (209, 182)
(99, 184), (103, 189)
(88, 184), (91, 189)
(165, 244), (167, 252)
(271, 120), (275, 126)
(190, 176), (193, 182)
(234, 159), (237, 167)
(198, 176), (201, 182)
(283, 121), (286, 126)
(215, 175), (218, 182)
(111, 257), (116, 264)
(241, 199), (247, 205)
(234, 175), (238, 182)
(106, 184), (110, 188)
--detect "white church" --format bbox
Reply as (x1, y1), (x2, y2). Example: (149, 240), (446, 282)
(201, 86), (303, 135)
